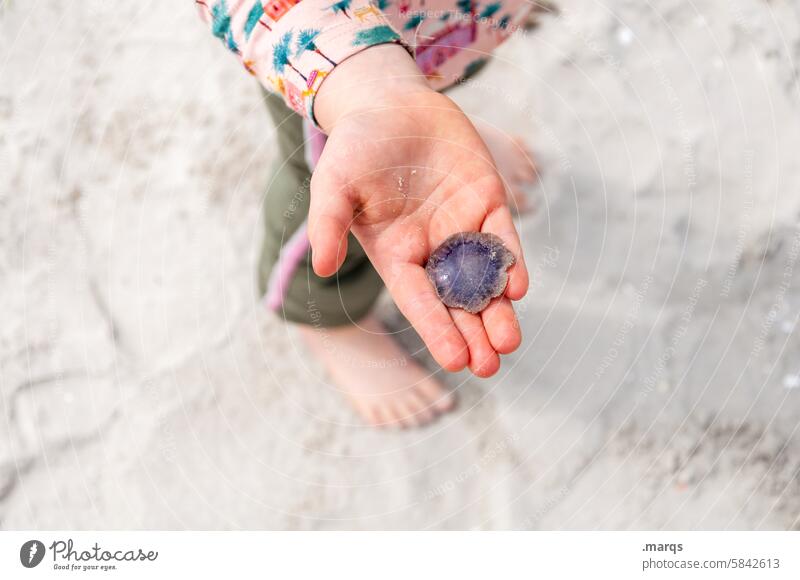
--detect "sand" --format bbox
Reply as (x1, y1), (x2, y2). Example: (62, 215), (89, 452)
(0, 0), (798, 529)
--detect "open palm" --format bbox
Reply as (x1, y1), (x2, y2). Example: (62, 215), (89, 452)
(309, 91), (529, 376)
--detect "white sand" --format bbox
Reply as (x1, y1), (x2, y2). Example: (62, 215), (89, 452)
(0, 0), (798, 529)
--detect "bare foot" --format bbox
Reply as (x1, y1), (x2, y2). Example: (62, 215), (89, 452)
(298, 314), (456, 428)
(474, 120), (538, 213)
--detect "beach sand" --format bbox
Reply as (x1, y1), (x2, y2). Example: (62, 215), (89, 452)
(1, 0), (798, 529)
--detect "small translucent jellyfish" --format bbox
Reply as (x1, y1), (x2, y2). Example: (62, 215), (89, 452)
(425, 232), (515, 314)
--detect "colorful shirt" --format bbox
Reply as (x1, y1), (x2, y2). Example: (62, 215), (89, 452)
(196, 0), (530, 124)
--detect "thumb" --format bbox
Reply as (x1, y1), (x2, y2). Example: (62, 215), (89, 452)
(308, 168), (354, 277)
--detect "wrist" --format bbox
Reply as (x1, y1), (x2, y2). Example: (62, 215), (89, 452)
(314, 43), (432, 132)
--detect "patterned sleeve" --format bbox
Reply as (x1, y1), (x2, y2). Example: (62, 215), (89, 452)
(196, 0), (405, 125)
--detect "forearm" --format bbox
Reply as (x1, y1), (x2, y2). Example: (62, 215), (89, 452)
(314, 44), (433, 133)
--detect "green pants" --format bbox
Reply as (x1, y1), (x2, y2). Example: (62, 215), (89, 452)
(258, 90), (383, 327)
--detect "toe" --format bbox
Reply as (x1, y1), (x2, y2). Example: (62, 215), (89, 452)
(352, 400), (383, 428)
(372, 404), (400, 429)
(433, 390), (456, 412)
(367, 405), (385, 428)
(417, 379), (456, 413)
(392, 398), (419, 429)
(391, 404), (414, 429)
(407, 389), (436, 425)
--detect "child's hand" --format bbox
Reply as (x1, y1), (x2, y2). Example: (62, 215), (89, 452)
(311, 45), (529, 377)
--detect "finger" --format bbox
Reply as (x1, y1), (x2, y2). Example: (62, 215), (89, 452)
(388, 265), (469, 372)
(450, 308), (500, 378)
(481, 297), (522, 355)
(308, 171), (354, 277)
(482, 204), (529, 300)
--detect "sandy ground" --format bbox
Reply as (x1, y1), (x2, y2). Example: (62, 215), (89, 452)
(1, 0), (799, 529)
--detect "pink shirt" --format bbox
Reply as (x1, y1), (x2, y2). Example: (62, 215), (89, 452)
(197, 0), (530, 124)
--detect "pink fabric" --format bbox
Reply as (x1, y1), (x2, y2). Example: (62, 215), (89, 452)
(265, 118), (327, 311)
(302, 118), (328, 170)
(197, 0), (531, 123)
(264, 220), (312, 311)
